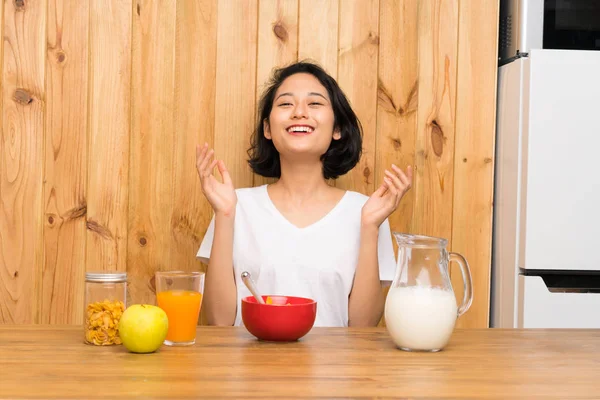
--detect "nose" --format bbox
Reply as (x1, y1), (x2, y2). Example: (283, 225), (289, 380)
(292, 102), (308, 119)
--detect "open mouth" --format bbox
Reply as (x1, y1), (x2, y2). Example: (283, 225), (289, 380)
(287, 125), (314, 135)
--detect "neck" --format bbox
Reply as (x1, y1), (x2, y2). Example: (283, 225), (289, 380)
(273, 157), (331, 201)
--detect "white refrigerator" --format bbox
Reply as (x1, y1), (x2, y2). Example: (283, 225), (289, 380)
(491, 48), (600, 328)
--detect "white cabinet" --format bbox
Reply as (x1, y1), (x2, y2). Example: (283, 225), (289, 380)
(492, 49), (600, 328)
(518, 275), (600, 328)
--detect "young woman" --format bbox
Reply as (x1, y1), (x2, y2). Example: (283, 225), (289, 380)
(196, 61), (412, 327)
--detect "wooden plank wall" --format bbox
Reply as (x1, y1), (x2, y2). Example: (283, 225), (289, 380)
(451, 0), (499, 328)
(0, 0), (499, 329)
(43, 0), (89, 324)
(1, 0), (47, 324)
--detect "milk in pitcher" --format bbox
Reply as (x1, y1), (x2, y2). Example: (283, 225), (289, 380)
(384, 286), (458, 351)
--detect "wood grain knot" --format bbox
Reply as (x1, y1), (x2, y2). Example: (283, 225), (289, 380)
(64, 204), (87, 220)
(139, 237), (147, 246)
(363, 166), (371, 183)
(407, 80), (419, 114)
(86, 220), (113, 240)
(14, 271), (19, 278)
(14, 0), (25, 10)
(137, 3), (141, 16)
(377, 79), (402, 115)
(391, 138), (402, 150)
(272, 22), (288, 42)
(378, 79), (418, 117)
(47, 215), (55, 225)
(12, 89), (34, 105)
(56, 51), (66, 64)
(484, 157), (492, 163)
(430, 120), (444, 157)
(368, 31), (379, 45)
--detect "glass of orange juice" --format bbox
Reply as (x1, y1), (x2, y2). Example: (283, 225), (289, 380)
(155, 271), (205, 346)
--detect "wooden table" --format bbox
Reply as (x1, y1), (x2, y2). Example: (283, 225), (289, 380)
(1, 326), (599, 399)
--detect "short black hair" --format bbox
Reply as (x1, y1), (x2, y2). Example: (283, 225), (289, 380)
(247, 61), (362, 180)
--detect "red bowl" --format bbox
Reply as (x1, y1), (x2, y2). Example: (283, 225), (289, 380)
(241, 295), (317, 341)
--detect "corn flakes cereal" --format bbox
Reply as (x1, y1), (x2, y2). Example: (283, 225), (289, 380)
(265, 296), (292, 306)
(84, 299), (125, 346)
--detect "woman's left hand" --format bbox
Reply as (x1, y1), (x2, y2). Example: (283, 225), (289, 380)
(361, 164), (413, 228)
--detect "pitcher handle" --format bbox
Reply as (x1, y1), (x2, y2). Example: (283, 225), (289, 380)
(449, 252), (473, 317)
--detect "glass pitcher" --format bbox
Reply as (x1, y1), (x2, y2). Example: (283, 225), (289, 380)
(384, 233), (473, 352)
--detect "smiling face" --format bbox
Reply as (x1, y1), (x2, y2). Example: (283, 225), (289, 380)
(264, 73), (341, 159)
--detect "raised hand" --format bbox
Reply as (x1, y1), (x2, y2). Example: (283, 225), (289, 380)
(361, 164), (413, 228)
(196, 143), (237, 216)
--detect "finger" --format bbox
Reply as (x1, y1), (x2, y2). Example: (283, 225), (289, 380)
(406, 165), (414, 185)
(372, 182), (388, 197)
(200, 160), (218, 192)
(217, 160), (233, 185)
(196, 144), (202, 162)
(199, 149), (215, 177)
(391, 164), (410, 187)
(196, 143), (208, 167)
(384, 177), (398, 196)
(196, 145), (209, 178)
(384, 169), (405, 193)
(208, 159), (219, 176)
(196, 146), (207, 180)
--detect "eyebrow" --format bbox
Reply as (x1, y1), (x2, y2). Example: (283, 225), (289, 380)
(275, 92), (328, 101)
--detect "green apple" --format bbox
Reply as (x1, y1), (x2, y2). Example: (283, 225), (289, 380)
(119, 304), (169, 353)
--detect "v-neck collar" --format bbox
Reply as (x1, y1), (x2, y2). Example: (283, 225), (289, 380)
(261, 184), (349, 232)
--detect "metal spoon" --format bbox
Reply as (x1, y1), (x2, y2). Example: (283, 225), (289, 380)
(241, 271), (266, 304)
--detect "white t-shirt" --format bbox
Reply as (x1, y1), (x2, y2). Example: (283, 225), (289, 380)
(196, 185), (396, 327)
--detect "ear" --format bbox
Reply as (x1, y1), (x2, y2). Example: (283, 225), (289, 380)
(332, 127), (341, 140)
(263, 119), (272, 140)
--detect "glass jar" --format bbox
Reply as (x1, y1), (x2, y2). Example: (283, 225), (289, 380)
(84, 272), (127, 346)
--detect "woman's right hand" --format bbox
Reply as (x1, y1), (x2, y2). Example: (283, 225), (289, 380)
(196, 143), (237, 216)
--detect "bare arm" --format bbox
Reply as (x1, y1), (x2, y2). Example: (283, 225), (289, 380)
(204, 213), (237, 325)
(196, 143), (238, 326)
(349, 164), (413, 327)
(348, 223), (385, 327)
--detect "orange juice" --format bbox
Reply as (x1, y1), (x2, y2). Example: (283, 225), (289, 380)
(157, 290), (203, 343)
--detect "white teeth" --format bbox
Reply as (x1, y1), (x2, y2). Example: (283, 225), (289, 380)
(287, 126), (313, 133)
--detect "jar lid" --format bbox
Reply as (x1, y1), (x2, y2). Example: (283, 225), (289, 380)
(85, 272), (127, 282)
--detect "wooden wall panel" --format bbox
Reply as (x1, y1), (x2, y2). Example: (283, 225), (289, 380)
(254, 0), (298, 187)
(0, 0), (499, 328)
(128, 0), (177, 306)
(375, 0), (419, 236)
(0, 0), (6, 324)
(214, 0), (258, 190)
(172, 0), (218, 291)
(256, 0), (298, 99)
(0, 0), (3, 142)
(298, 0), (338, 78)
(86, 0), (132, 274)
(42, 0), (89, 324)
(373, 0), (419, 328)
(174, 0), (218, 325)
(336, 0), (379, 195)
(452, 0), (499, 329)
(0, 0), (47, 323)
(411, 0), (458, 241)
